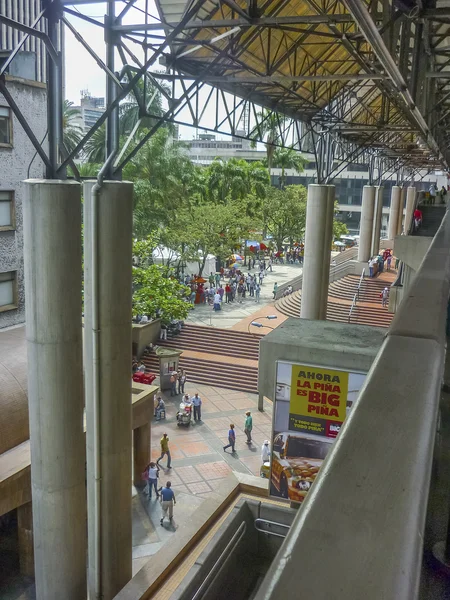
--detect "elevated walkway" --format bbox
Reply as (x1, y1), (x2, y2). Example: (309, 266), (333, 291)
(413, 205), (446, 237)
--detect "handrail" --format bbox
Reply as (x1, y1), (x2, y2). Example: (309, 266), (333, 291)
(191, 521), (247, 600)
(254, 209), (450, 600)
(255, 518), (290, 539)
(348, 268), (365, 322)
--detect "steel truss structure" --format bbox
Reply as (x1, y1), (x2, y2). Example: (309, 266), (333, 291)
(1, 0), (450, 182)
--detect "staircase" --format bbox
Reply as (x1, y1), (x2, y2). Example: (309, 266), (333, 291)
(141, 324), (262, 393)
(413, 205), (446, 238)
(275, 274), (394, 328)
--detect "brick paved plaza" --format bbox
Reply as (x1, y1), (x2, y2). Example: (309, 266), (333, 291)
(131, 381), (273, 575)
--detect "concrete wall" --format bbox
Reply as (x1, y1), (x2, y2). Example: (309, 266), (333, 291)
(259, 319), (385, 400)
(0, 76), (47, 329)
(132, 319), (161, 358)
(394, 234), (433, 272)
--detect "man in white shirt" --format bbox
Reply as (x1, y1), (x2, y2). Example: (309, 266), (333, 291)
(213, 292), (221, 311)
(261, 440), (271, 463)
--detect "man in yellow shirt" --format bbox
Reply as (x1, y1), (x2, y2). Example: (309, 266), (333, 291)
(156, 433), (172, 469)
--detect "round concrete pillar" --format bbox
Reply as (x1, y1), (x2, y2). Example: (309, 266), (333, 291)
(371, 186), (384, 256)
(319, 185), (335, 320)
(84, 181), (133, 600)
(301, 184), (333, 320)
(397, 186), (407, 235)
(358, 186), (376, 262)
(388, 186), (401, 241)
(404, 187), (416, 233)
(23, 179), (86, 600)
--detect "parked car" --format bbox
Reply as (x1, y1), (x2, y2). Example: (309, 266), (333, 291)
(271, 432), (333, 502)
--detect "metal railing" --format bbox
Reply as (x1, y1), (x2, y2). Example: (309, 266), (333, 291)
(255, 208), (450, 600)
(348, 268), (365, 323)
(192, 521), (247, 600)
(254, 518), (290, 539)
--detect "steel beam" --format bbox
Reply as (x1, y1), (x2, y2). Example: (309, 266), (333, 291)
(342, 0), (447, 167)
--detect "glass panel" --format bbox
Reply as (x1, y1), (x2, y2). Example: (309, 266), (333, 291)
(0, 107), (9, 117)
(0, 116), (10, 144)
(0, 280), (14, 306)
(0, 201), (11, 226)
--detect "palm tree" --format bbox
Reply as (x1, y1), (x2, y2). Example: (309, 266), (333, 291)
(84, 124), (106, 164)
(272, 147), (307, 188)
(119, 75), (168, 136)
(62, 100), (83, 154)
(250, 109), (284, 174)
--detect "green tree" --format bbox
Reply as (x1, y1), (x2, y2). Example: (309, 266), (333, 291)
(250, 110), (284, 172)
(132, 238), (191, 323)
(332, 202), (349, 239)
(84, 124), (106, 164)
(262, 185), (307, 249)
(206, 158), (269, 207)
(272, 147), (307, 188)
(63, 100), (83, 153)
(119, 75), (166, 136)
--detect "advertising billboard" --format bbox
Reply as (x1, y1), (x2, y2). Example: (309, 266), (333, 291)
(269, 361), (367, 502)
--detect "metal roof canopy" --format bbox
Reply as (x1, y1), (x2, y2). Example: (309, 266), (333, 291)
(1, 0), (450, 182)
(153, 0), (450, 181)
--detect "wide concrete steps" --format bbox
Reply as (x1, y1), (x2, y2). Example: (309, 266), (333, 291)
(413, 206), (446, 237)
(329, 275), (393, 303)
(275, 291), (392, 327)
(141, 323), (261, 394)
(143, 351), (259, 394)
(154, 323), (262, 360)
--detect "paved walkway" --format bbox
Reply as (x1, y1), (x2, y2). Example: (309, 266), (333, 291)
(187, 262), (302, 329)
(132, 381), (273, 576)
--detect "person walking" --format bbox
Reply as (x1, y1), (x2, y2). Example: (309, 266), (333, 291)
(261, 440), (270, 463)
(381, 287), (389, 308)
(258, 270), (264, 285)
(178, 368), (187, 395)
(146, 462), (160, 499)
(223, 424), (236, 453)
(213, 291), (222, 311)
(268, 258), (272, 272)
(156, 433), (172, 469)
(244, 411), (253, 444)
(192, 392), (202, 421)
(170, 371), (178, 396)
(160, 324), (167, 340)
(155, 396), (166, 420)
(386, 254), (392, 271)
(255, 282), (261, 303)
(272, 282), (278, 300)
(160, 481), (176, 525)
(225, 283), (231, 303)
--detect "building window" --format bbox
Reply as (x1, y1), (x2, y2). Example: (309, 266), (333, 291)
(0, 191), (15, 230)
(0, 271), (17, 311)
(0, 106), (12, 147)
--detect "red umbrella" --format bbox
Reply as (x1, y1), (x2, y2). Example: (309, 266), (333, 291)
(260, 242), (268, 250)
(249, 245), (255, 253)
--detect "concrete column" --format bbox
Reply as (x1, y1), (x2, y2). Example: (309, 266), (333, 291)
(319, 185), (335, 320)
(358, 185), (376, 262)
(17, 502), (34, 577)
(23, 180), (86, 600)
(301, 184), (334, 320)
(84, 181), (133, 600)
(133, 423), (150, 486)
(371, 185), (384, 256)
(404, 187), (417, 233)
(388, 186), (401, 240)
(397, 186), (407, 235)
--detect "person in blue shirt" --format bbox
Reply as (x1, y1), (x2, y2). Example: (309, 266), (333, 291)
(160, 481), (176, 525)
(223, 424), (236, 453)
(191, 392), (202, 421)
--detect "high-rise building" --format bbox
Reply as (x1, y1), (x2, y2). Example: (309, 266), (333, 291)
(72, 90), (105, 132)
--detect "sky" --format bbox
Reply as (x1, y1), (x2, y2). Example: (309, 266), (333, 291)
(63, 1), (237, 141)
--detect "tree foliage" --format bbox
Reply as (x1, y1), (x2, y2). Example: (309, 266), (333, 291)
(132, 237), (191, 323)
(262, 185), (307, 249)
(272, 147), (307, 188)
